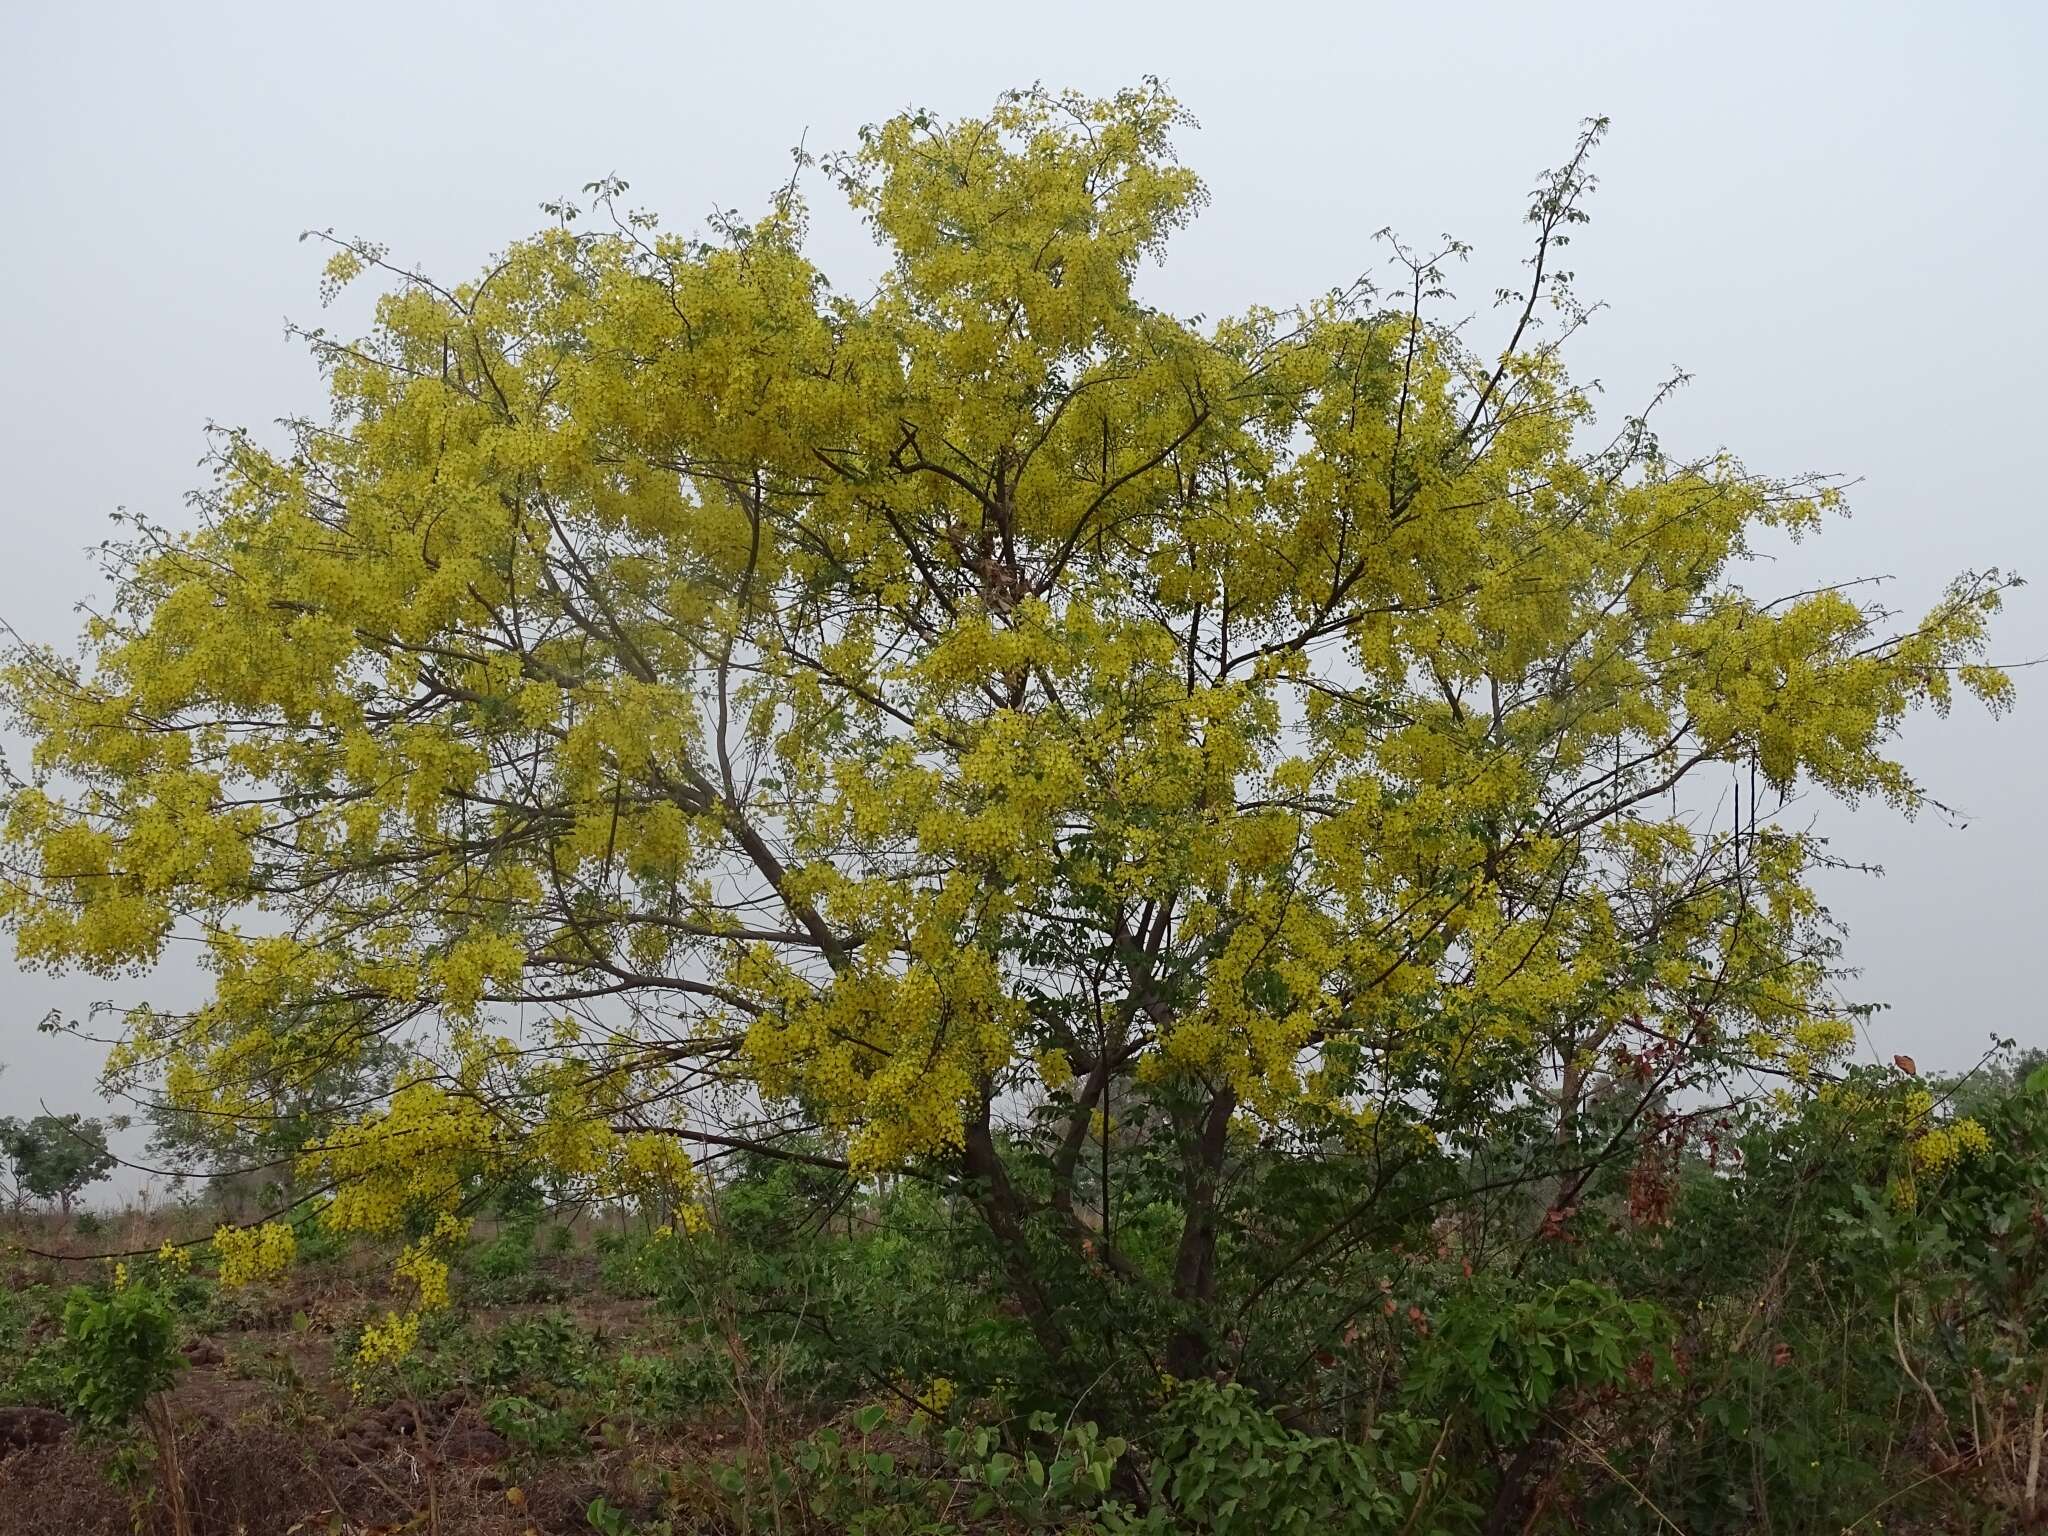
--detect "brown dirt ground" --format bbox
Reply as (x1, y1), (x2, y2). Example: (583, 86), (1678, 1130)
(0, 1212), (709, 1536)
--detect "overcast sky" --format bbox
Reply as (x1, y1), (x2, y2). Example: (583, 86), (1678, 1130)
(3, 2), (2042, 1193)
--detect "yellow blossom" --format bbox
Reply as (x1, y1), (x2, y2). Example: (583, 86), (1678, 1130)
(214, 1221), (297, 1287)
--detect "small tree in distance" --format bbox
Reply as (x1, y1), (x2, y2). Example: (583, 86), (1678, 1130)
(0, 1112), (119, 1216)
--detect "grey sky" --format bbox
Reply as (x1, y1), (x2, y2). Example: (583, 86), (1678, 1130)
(3, 2), (2042, 1192)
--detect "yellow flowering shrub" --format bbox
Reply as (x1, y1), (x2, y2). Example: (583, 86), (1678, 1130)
(1822, 1079), (1996, 1209)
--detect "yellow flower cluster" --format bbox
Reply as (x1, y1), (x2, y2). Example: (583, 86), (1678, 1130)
(1784, 1018), (1856, 1079)
(214, 1220), (297, 1287)
(354, 1311), (422, 1378)
(1910, 1116), (1991, 1175)
(307, 1077), (501, 1238)
(902, 1374), (956, 1424)
(1820, 1082), (1995, 1210)
(614, 1132), (710, 1230)
(617, 1130), (694, 1191)
(395, 1239), (454, 1311)
(743, 937), (1019, 1174)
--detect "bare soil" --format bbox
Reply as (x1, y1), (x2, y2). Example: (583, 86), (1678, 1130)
(0, 1212), (713, 1536)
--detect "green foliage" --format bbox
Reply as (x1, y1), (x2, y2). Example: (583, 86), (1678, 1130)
(1567, 1060), (2048, 1533)
(944, 1412), (1131, 1528)
(458, 1180), (574, 1303)
(486, 1391), (587, 1457)
(57, 1283), (184, 1434)
(470, 1228), (534, 1284)
(597, 1060), (2048, 1532)
(144, 1034), (404, 1202)
(467, 1225), (564, 1303)
(0, 1112), (118, 1213)
(288, 1207), (348, 1267)
(585, 1496), (666, 1536)
(637, 1160), (1043, 1414)
(0, 1283), (67, 1406)
(1128, 1383), (1444, 1536)
(4, 1053), (2038, 1532)
(593, 1227), (666, 1299)
(480, 1311), (601, 1392)
(682, 1403), (1132, 1535)
(1407, 1280), (1666, 1440)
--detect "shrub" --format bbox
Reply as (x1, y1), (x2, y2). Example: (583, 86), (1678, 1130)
(1129, 1383), (1443, 1536)
(59, 1280), (192, 1535)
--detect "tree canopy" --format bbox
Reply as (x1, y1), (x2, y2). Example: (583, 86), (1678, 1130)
(0, 85), (2014, 1377)
(0, 1112), (118, 1215)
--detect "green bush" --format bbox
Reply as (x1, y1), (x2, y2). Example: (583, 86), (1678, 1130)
(1127, 1383), (1443, 1536)
(683, 1402), (1130, 1534)
(59, 1284), (184, 1433)
(57, 1279), (195, 1535)
(0, 1283), (67, 1407)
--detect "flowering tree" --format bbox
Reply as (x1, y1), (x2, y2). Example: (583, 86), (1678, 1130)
(0, 85), (2012, 1375)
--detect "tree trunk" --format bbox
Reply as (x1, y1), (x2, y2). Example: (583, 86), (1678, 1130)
(1165, 1085), (1236, 1379)
(1549, 1050), (1583, 1216)
(962, 1108), (1069, 1361)
(1482, 1432), (1552, 1536)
